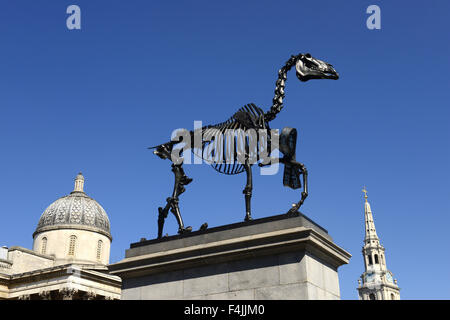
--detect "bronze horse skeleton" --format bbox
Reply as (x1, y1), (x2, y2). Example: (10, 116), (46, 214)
(150, 53), (339, 238)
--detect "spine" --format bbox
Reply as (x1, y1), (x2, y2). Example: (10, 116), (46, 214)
(265, 55), (298, 122)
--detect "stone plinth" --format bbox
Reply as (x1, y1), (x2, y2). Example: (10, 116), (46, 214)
(109, 213), (351, 300)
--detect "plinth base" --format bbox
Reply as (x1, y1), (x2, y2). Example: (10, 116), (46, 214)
(109, 212), (351, 300)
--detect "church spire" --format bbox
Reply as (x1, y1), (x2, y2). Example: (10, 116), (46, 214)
(357, 187), (400, 300)
(362, 187), (379, 243)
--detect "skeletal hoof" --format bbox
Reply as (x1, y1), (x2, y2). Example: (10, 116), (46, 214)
(287, 204), (299, 216)
(244, 214), (253, 222)
(178, 226), (192, 235)
(199, 223), (208, 231)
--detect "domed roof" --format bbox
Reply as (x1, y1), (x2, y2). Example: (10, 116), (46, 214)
(34, 173), (111, 240)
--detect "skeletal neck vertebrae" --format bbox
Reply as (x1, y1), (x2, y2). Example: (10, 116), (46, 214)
(264, 54), (299, 122)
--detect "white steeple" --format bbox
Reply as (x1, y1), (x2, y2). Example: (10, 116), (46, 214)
(357, 187), (400, 300)
(363, 186), (379, 244)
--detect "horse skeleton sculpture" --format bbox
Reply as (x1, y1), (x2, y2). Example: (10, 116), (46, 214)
(151, 53), (339, 239)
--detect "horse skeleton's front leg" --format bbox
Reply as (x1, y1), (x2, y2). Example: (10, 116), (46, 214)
(157, 163), (193, 239)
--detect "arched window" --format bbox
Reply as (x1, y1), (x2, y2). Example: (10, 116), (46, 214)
(68, 235), (77, 256)
(374, 254), (379, 264)
(369, 293), (376, 300)
(368, 255), (373, 265)
(96, 240), (103, 260)
(391, 293), (395, 300)
(41, 237), (47, 254)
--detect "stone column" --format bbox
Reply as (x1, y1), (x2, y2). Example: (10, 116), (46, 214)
(59, 288), (78, 300)
(83, 291), (97, 300)
(38, 290), (52, 300)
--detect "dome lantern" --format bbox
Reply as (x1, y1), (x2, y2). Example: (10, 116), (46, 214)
(73, 172), (85, 193)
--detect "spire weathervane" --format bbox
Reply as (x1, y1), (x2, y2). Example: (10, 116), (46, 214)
(362, 186), (368, 202)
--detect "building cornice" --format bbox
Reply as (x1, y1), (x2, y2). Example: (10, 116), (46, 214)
(32, 224), (112, 241)
(8, 246), (55, 261)
(6, 263), (121, 287)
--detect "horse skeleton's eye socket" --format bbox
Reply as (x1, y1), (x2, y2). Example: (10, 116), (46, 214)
(305, 53), (311, 58)
(304, 60), (316, 69)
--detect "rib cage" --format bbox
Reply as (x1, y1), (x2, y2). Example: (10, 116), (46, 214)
(190, 103), (271, 175)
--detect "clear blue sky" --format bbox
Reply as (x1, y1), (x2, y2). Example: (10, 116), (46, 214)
(0, 1), (449, 300)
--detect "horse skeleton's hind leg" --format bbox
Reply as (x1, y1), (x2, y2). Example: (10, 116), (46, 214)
(157, 163), (193, 238)
(288, 162), (308, 214)
(243, 159), (253, 221)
